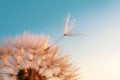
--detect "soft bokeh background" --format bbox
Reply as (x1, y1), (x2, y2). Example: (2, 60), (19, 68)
(0, 0), (120, 80)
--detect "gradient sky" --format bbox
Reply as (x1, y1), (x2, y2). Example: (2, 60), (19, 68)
(0, 0), (120, 80)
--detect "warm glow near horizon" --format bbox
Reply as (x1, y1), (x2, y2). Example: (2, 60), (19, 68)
(72, 27), (120, 80)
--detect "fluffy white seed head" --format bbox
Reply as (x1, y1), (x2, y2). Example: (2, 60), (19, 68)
(0, 33), (79, 80)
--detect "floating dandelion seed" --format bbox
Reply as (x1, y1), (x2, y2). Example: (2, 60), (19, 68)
(0, 32), (80, 80)
(46, 13), (85, 50)
(64, 13), (85, 36)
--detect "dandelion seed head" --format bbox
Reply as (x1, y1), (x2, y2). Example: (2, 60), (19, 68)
(0, 32), (79, 80)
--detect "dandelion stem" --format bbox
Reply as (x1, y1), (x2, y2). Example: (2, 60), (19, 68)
(45, 35), (64, 50)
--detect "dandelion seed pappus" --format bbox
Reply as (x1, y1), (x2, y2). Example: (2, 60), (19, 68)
(0, 14), (81, 80)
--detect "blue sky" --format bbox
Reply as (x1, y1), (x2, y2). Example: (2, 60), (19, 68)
(0, 0), (111, 37)
(0, 0), (120, 80)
